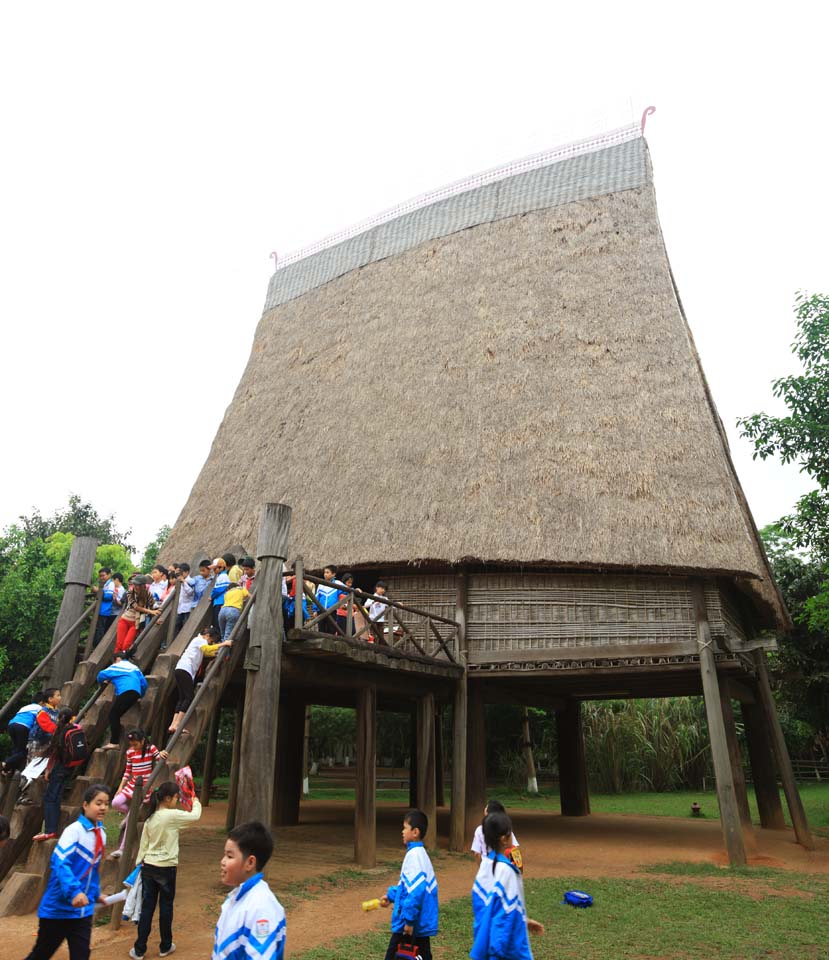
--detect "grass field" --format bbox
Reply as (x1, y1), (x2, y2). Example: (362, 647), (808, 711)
(302, 780), (829, 833)
(293, 863), (829, 960)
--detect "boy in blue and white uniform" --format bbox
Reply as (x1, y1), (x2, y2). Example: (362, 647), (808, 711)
(97, 654), (148, 748)
(214, 820), (285, 960)
(2, 695), (44, 773)
(380, 808), (439, 960)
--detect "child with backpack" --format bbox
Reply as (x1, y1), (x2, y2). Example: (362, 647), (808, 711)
(130, 781), (202, 960)
(24, 782), (111, 960)
(469, 811), (544, 960)
(34, 709), (89, 843)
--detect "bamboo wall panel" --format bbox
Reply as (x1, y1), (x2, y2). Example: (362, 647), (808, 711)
(383, 573), (746, 661)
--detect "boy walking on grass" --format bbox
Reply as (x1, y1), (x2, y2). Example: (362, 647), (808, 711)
(213, 821), (286, 960)
(381, 809), (439, 960)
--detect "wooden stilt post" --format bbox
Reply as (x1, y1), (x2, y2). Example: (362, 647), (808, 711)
(691, 580), (746, 865)
(236, 503), (291, 825)
(200, 706), (222, 806)
(302, 706), (311, 796)
(741, 698), (785, 829)
(355, 684), (377, 867)
(417, 693), (437, 847)
(465, 681), (486, 839)
(409, 709), (418, 809)
(557, 700), (590, 816)
(111, 776), (144, 930)
(225, 698), (244, 830)
(719, 687), (757, 854)
(752, 650), (814, 848)
(49, 536), (97, 687)
(273, 699), (305, 826)
(450, 570), (468, 852)
(435, 708), (445, 807)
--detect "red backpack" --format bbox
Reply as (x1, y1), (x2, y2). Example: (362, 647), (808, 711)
(62, 725), (89, 768)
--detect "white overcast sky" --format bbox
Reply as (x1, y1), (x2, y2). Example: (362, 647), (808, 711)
(0, 2), (825, 557)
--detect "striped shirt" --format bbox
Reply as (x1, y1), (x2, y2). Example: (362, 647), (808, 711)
(122, 745), (160, 798)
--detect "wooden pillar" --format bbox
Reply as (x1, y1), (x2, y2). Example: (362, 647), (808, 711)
(225, 698), (244, 830)
(49, 536), (97, 687)
(200, 706), (222, 806)
(691, 580), (746, 865)
(111, 776), (145, 929)
(408, 709), (418, 809)
(302, 706), (311, 795)
(354, 685), (377, 867)
(752, 650), (814, 848)
(273, 699), (305, 826)
(450, 570), (468, 852)
(465, 680), (486, 839)
(236, 503), (291, 825)
(719, 687), (757, 853)
(435, 708), (445, 807)
(741, 699), (785, 829)
(557, 700), (590, 816)
(417, 693), (437, 846)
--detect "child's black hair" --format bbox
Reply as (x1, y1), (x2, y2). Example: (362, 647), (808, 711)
(222, 553), (237, 568)
(41, 688), (59, 703)
(82, 783), (111, 805)
(375, 580), (387, 590)
(201, 625), (221, 641)
(483, 811), (513, 870)
(179, 562), (190, 573)
(127, 728), (150, 756)
(404, 808), (428, 840)
(0, 814), (10, 842)
(324, 564), (338, 575)
(152, 564), (169, 578)
(481, 799), (506, 828)
(228, 820), (274, 871)
(341, 571), (354, 584)
(198, 559), (211, 570)
(113, 572), (124, 583)
(146, 781), (179, 819)
(50, 708), (76, 753)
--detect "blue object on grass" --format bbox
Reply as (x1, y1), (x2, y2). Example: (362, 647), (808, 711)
(562, 889), (593, 907)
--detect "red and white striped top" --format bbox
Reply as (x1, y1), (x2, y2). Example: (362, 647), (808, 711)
(122, 745), (161, 797)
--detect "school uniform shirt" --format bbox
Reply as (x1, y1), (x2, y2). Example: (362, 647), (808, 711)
(212, 571), (231, 606)
(8, 702), (41, 731)
(176, 635), (208, 680)
(386, 840), (439, 937)
(100, 579), (116, 617)
(193, 574), (212, 603)
(213, 872), (286, 960)
(150, 579), (168, 606)
(121, 745), (161, 798)
(39, 815), (106, 920)
(28, 706), (59, 747)
(97, 660), (148, 697)
(365, 596), (388, 623)
(136, 797), (202, 867)
(471, 825), (519, 857)
(315, 580), (343, 610)
(177, 577), (197, 614)
(472, 851), (497, 937)
(469, 854), (532, 960)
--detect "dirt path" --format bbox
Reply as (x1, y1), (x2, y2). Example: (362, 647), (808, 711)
(4, 801), (828, 958)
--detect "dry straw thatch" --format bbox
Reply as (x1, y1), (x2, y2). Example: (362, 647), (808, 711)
(164, 136), (786, 628)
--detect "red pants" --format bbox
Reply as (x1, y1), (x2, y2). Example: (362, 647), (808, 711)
(116, 617), (138, 654)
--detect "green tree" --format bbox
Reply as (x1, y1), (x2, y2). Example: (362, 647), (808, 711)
(738, 292), (829, 559)
(141, 525), (171, 572)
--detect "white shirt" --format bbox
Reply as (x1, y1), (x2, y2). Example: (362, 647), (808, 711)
(365, 596), (388, 623)
(176, 636), (206, 680)
(214, 873), (285, 960)
(471, 824), (518, 856)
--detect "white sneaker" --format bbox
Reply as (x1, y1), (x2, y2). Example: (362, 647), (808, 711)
(128, 950), (145, 960)
(160, 946), (176, 958)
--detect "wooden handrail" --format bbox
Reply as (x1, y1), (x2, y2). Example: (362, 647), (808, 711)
(0, 601), (96, 726)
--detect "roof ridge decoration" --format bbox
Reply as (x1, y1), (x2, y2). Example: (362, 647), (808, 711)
(264, 123), (647, 312)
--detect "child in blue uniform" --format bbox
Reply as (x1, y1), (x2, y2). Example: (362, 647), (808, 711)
(24, 782), (111, 960)
(470, 811), (544, 960)
(380, 809), (439, 960)
(97, 652), (148, 748)
(2, 692), (45, 773)
(213, 820), (286, 960)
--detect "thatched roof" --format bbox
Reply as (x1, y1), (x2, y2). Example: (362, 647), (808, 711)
(163, 127), (788, 629)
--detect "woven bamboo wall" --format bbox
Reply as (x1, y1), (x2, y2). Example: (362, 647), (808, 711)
(382, 572), (747, 660)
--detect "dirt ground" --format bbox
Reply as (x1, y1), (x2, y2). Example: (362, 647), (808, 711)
(4, 800), (828, 958)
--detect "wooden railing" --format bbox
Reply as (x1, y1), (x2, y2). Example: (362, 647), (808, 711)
(291, 561), (459, 665)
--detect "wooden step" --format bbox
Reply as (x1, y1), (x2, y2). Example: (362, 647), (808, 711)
(0, 871), (43, 917)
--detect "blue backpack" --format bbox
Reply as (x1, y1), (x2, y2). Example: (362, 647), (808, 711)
(562, 889), (593, 908)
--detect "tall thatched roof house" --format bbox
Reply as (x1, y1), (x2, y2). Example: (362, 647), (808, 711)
(166, 124), (785, 633)
(163, 123), (811, 866)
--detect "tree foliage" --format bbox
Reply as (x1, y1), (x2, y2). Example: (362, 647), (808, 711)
(141, 525), (172, 572)
(738, 292), (829, 559)
(14, 493), (134, 553)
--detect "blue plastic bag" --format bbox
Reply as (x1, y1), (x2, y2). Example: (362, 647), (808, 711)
(562, 889), (593, 908)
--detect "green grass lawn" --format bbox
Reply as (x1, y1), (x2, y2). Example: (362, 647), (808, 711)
(301, 780), (829, 833)
(293, 865), (829, 960)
